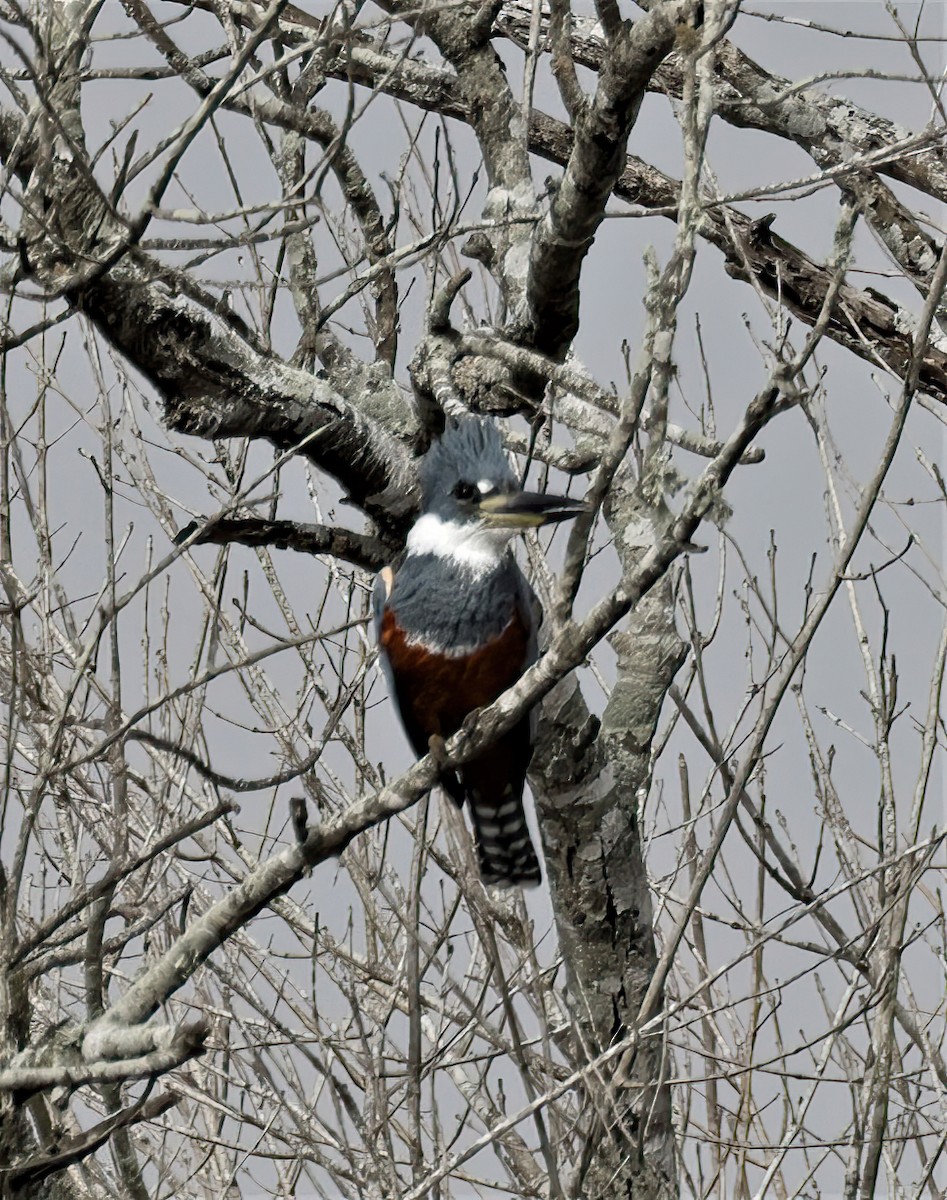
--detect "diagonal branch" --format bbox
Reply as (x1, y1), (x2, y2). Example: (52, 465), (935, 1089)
(176, 517), (388, 571)
(0, 110), (420, 525)
(309, 45), (947, 404)
(81, 356), (798, 1063)
(499, 0), (947, 309)
(4, 1093), (179, 1188)
(496, 0), (947, 204)
(527, 0), (691, 357)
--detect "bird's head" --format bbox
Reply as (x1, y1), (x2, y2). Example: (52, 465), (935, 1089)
(408, 417), (584, 569)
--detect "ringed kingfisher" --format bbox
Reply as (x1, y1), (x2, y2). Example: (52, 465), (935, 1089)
(374, 417), (583, 887)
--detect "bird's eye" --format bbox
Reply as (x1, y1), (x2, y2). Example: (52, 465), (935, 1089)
(452, 481), (476, 501)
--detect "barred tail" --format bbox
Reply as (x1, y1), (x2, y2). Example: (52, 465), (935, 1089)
(467, 781), (541, 888)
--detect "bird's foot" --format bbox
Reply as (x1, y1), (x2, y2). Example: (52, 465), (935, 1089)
(428, 733), (450, 768)
(461, 706), (483, 734)
(429, 735), (465, 807)
(289, 797), (308, 844)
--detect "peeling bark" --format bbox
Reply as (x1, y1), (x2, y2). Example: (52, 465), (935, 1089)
(534, 556), (685, 1199)
(527, 0), (690, 357)
(316, 47), (947, 401)
(2, 6), (943, 1196)
(496, 0), (947, 203)
(0, 113), (420, 526)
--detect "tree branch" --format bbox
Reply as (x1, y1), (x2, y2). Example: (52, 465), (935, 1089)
(496, 0), (947, 204)
(0, 110), (420, 526)
(527, 0), (690, 357)
(176, 516), (388, 571)
(1, 1024), (207, 1096)
(312, 42), (947, 403)
(4, 1092), (178, 1189)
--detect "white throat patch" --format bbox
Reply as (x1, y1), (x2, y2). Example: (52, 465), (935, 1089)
(407, 513), (514, 573)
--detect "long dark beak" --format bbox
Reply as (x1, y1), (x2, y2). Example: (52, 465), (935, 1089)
(478, 490), (587, 529)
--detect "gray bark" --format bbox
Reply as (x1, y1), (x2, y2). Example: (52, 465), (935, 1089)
(1, 4), (943, 1196)
(535, 592), (685, 1197)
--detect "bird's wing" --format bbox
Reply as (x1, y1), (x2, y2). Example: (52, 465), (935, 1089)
(373, 556), (437, 759)
(511, 562), (543, 742)
(373, 562), (398, 696)
(512, 563), (542, 667)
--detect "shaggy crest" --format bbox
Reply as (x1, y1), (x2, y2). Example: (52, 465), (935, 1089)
(420, 416), (516, 506)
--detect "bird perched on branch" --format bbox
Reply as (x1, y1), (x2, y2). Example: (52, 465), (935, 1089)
(374, 416), (584, 887)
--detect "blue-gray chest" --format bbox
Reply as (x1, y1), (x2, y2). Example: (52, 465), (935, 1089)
(387, 553), (527, 654)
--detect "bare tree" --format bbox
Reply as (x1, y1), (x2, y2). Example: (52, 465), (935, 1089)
(0, 1), (945, 1197)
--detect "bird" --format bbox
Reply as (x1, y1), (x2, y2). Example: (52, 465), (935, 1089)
(374, 416), (584, 887)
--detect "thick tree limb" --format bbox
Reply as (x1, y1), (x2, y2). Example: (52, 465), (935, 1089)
(500, 0), (947, 312)
(153, 5), (947, 398)
(0, 111), (420, 525)
(531, 112), (947, 400)
(527, 0), (690, 357)
(76, 266), (418, 517)
(313, 45), (947, 402)
(182, 0), (947, 211)
(4, 1093), (178, 1189)
(177, 517), (388, 571)
(0, 1026), (207, 1097)
(535, 624), (683, 1198)
(496, 0), (947, 204)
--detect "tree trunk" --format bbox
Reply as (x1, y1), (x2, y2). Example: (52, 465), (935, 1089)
(535, 568), (685, 1198)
